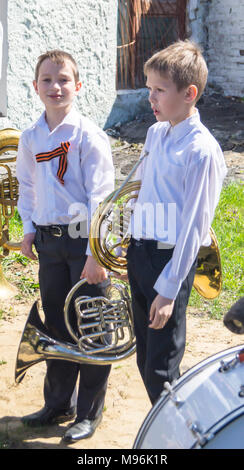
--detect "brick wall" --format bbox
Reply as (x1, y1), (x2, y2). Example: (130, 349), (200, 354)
(188, 0), (244, 97)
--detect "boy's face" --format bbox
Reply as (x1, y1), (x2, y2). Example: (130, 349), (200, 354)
(146, 70), (197, 126)
(33, 58), (81, 114)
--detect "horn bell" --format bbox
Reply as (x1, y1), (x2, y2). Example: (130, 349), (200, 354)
(15, 300), (50, 384)
(193, 227), (222, 299)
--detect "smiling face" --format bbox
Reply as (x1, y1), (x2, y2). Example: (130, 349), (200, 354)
(146, 69), (197, 126)
(33, 58), (81, 115)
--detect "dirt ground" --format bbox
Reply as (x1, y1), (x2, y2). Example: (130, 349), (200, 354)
(0, 90), (243, 450)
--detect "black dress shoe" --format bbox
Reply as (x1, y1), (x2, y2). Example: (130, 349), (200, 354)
(62, 415), (102, 443)
(21, 405), (76, 427)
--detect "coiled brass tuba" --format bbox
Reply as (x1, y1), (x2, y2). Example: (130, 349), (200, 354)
(15, 276), (136, 383)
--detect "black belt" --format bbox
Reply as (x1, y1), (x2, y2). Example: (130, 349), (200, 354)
(130, 237), (157, 247)
(130, 237), (175, 250)
(33, 223), (69, 238)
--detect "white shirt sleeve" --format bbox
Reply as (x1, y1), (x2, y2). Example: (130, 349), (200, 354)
(16, 132), (37, 234)
(154, 147), (227, 299)
(81, 130), (114, 256)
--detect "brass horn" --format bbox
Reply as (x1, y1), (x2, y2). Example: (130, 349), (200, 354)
(89, 150), (222, 299)
(0, 128), (22, 298)
(15, 277), (136, 383)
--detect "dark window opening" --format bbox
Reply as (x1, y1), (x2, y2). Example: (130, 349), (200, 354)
(117, 0), (187, 89)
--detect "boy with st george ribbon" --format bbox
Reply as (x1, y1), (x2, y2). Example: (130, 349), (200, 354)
(16, 50), (114, 444)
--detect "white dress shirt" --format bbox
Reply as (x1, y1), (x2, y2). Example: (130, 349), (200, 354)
(16, 107), (114, 255)
(130, 109), (227, 299)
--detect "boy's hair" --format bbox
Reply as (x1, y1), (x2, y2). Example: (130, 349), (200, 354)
(144, 40), (208, 102)
(35, 50), (79, 83)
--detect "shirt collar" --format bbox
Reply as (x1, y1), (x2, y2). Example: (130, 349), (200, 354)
(35, 107), (81, 132)
(168, 108), (200, 143)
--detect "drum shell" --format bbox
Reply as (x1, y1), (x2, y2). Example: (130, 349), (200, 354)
(134, 345), (244, 449)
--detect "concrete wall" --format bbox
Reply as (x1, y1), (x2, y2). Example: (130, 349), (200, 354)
(0, 0), (118, 131)
(207, 0), (244, 96)
(187, 0), (209, 52)
(187, 0), (244, 97)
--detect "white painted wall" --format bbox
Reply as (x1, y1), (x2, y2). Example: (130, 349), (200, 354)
(0, 0), (118, 130)
(0, 0), (7, 116)
(207, 0), (244, 96)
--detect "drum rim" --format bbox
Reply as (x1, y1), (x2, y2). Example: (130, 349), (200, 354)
(192, 406), (244, 449)
(133, 344), (244, 449)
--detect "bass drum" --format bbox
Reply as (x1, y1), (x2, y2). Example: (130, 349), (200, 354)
(133, 345), (244, 449)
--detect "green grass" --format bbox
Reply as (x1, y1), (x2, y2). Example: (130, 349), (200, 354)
(8, 209), (24, 241)
(188, 181), (244, 318)
(1, 209), (39, 298)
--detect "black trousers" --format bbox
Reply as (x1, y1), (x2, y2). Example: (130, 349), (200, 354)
(127, 238), (197, 405)
(34, 227), (111, 421)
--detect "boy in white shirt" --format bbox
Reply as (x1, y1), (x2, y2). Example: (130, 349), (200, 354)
(16, 50), (114, 443)
(126, 40), (227, 404)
